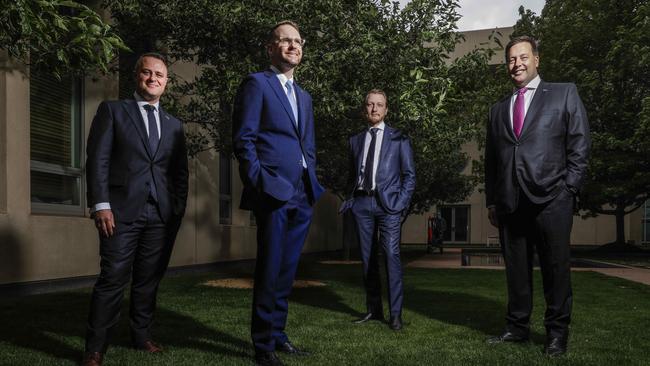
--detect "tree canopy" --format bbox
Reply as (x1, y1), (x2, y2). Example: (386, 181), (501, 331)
(513, 1), (650, 244)
(0, 0), (127, 77)
(107, 0), (489, 217)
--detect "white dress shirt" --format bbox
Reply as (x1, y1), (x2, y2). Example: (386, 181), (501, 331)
(135, 92), (161, 139)
(359, 121), (385, 190)
(508, 75), (540, 129)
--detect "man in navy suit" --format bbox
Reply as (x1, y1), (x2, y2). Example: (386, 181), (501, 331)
(485, 36), (590, 356)
(82, 53), (188, 366)
(232, 21), (324, 366)
(346, 89), (415, 331)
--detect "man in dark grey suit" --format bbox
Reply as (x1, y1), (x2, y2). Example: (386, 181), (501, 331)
(345, 89), (415, 331)
(82, 53), (189, 366)
(485, 36), (590, 356)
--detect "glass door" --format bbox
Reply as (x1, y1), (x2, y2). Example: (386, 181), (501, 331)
(440, 206), (470, 243)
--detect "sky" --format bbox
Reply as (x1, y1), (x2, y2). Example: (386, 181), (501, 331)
(399, 0), (546, 31)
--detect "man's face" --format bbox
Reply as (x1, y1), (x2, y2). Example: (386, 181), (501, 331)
(507, 41), (539, 87)
(135, 56), (168, 102)
(365, 93), (388, 126)
(268, 24), (303, 71)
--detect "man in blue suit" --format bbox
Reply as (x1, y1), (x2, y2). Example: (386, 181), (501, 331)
(82, 53), (189, 366)
(346, 89), (415, 331)
(232, 21), (324, 366)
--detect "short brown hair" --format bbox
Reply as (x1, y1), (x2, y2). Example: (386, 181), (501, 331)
(505, 36), (539, 62)
(365, 88), (388, 105)
(267, 20), (301, 44)
(133, 52), (168, 75)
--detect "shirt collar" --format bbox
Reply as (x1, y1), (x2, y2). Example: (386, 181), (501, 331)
(368, 121), (385, 132)
(513, 75), (541, 95)
(134, 92), (160, 111)
(270, 65), (294, 86)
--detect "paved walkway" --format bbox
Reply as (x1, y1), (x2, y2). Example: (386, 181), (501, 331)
(405, 248), (650, 286)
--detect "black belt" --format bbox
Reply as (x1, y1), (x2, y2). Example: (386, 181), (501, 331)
(354, 190), (375, 197)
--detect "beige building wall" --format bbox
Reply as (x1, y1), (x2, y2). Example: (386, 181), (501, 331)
(1, 26), (647, 286)
(402, 27), (642, 247)
(0, 54), (342, 286)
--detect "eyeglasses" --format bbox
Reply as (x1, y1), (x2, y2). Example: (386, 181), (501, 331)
(275, 37), (306, 48)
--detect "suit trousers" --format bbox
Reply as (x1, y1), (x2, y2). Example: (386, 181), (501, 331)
(85, 200), (178, 352)
(499, 187), (574, 338)
(351, 193), (404, 318)
(251, 173), (313, 353)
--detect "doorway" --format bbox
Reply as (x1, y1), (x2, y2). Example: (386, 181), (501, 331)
(440, 205), (470, 243)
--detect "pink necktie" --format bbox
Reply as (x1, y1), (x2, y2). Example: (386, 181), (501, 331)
(513, 87), (527, 138)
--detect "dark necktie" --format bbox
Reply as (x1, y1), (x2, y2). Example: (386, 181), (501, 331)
(143, 104), (159, 153)
(362, 128), (379, 193)
(513, 87), (527, 138)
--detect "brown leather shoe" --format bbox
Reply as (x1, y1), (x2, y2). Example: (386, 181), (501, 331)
(138, 340), (163, 353)
(81, 352), (103, 366)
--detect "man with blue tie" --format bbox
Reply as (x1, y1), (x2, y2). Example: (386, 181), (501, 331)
(346, 89), (415, 331)
(485, 36), (590, 356)
(82, 53), (189, 366)
(232, 21), (324, 366)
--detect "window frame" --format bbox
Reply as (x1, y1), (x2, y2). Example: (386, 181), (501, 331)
(29, 74), (85, 216)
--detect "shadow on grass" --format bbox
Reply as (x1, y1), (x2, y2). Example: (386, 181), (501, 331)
(0, 292), (249, 363)
(403, 286), (545, 342)
(291, 285), (365, 318)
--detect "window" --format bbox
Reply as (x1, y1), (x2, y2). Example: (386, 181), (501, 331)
(219, 153), (232, 225)
(641, 200), (650, 244)
(30, 71), (84, 214)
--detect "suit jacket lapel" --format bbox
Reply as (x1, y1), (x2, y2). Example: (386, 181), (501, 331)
(377, 125), (393, 176)
(354, 132), (365, 177)
(157, 106), (171, 155)
(520, 80), (547, 138)
(295, 82), (306, 139)
(264, 70), (300, 136)
(500, 97), (516, 141)
(123, 99), (153, 157)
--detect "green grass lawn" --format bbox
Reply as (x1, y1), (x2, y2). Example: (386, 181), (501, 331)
(1, 258), (649, 366)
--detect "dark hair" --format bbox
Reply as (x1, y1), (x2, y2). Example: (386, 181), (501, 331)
(505, 36), (539, 62)
(365, 88), (388, 105)
(267, 20), (301, 44)
(133, 52), (168, 75)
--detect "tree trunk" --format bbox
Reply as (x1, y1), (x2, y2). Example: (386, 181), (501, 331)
(615, 205), (626, 245)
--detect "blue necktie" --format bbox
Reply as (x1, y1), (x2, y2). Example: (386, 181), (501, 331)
(285, 80), (298, 126)
(143, 104), (159, 153)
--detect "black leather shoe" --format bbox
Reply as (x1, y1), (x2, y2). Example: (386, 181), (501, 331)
(486, 331), (529, 344)
(544, 336), (568, 357)
(353, 312), (384, 324)
(276, 342), (310, 356)
(255, 351), (284, 366)
(388, 316), (403, 330)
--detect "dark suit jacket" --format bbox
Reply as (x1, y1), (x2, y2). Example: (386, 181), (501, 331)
(346, 125), (416, 215)
(232, 70), (325, 209)
(485, 80), (590, 213)
(86, 99), (189, 224)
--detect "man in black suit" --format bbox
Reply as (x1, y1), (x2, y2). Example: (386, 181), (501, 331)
(82, 53), (189, 366)
(485, 36), (590, 356)
(344, 89), (415, 331)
